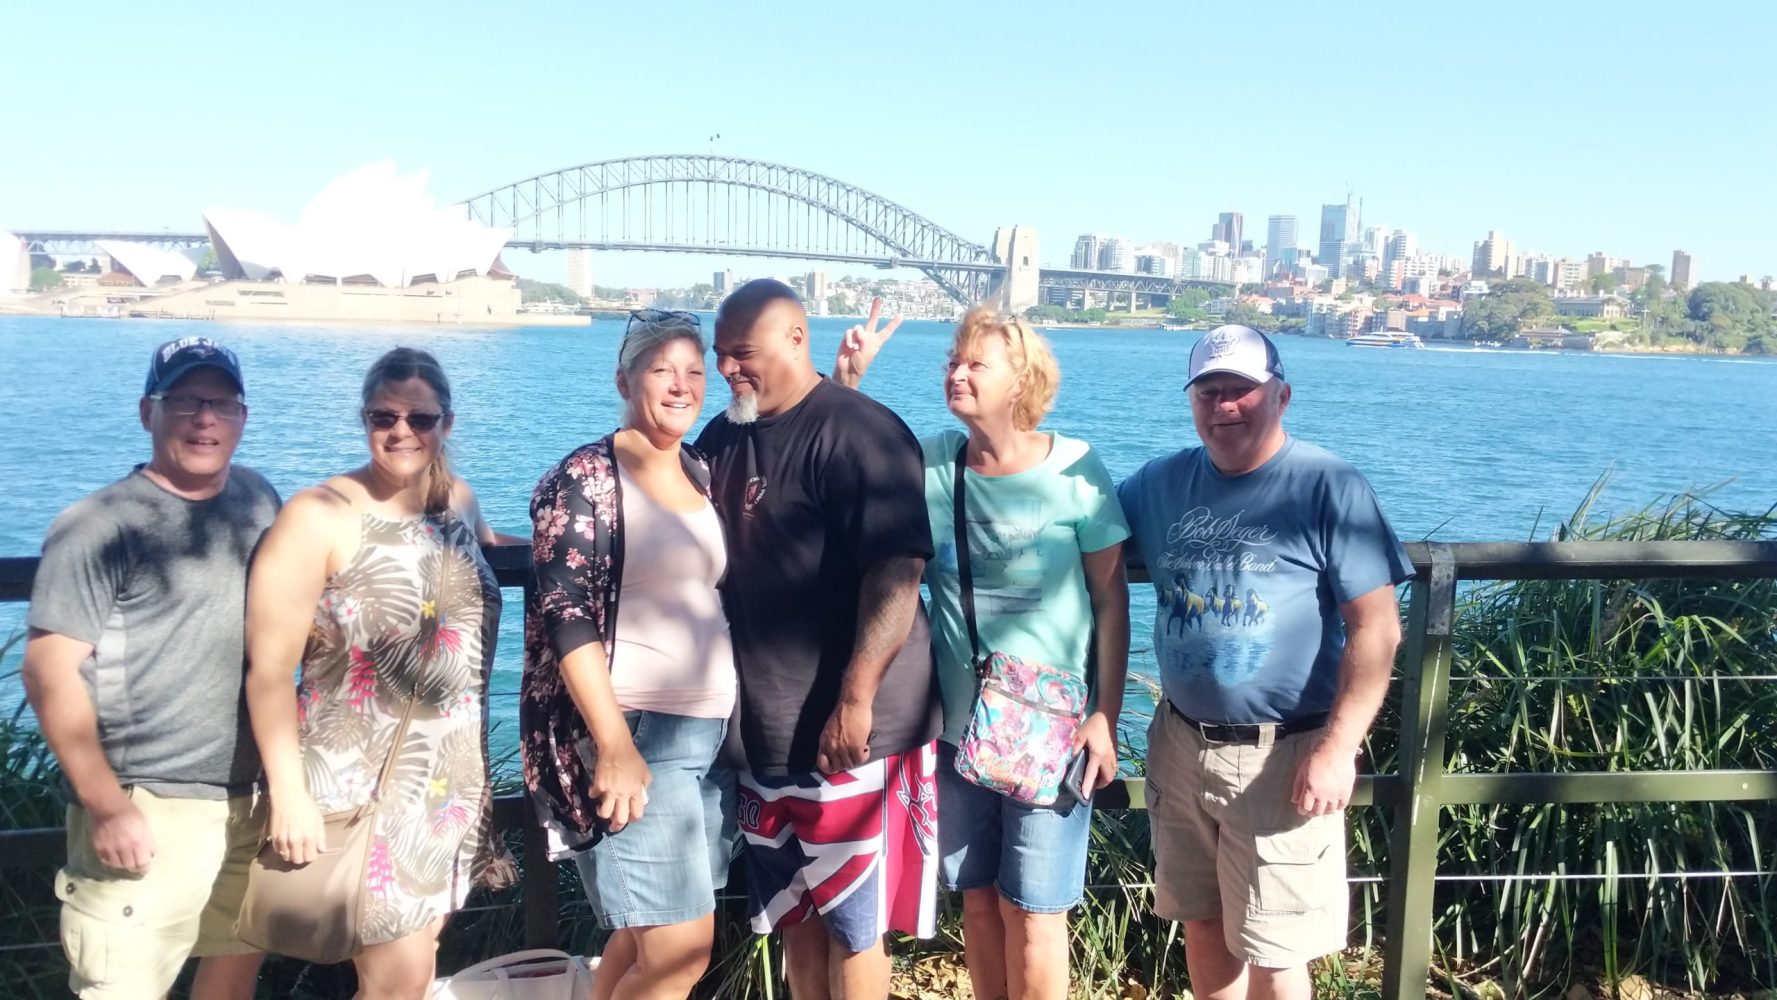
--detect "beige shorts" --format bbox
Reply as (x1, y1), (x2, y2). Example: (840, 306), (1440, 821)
(56, 787), (263, 999)
(1145, 706), (1348, 968)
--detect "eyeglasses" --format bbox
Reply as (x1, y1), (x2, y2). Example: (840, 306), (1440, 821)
(626, 309), (702, 337)
(150, 393), (245, 420)
(363, 409), (446, 432)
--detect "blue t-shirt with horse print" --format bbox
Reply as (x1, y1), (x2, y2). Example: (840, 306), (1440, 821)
(1118, 436), (1412, 725)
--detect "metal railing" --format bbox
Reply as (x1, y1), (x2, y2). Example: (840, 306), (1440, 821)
(3, 539), (1775, 997)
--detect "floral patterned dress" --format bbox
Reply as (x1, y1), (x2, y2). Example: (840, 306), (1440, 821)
(296, 504), (509, 945)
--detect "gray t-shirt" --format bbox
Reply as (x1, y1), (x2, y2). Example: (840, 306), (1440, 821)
(27, 466), (281, 799)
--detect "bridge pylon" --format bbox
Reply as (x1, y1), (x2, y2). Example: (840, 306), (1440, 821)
(987, 225), (1039, 313)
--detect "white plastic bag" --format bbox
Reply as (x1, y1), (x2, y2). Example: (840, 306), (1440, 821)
(433, 948), (598, 1000)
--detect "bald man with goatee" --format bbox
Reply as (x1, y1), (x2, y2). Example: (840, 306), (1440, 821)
(696, 280), (940, 1000)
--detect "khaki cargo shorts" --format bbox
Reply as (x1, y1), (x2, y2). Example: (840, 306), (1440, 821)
(56, 788), (263, 999)
(1145, 705), (1349, 969)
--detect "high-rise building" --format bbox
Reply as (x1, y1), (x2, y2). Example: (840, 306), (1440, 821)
(1380, 229), (1417, 291)
(714, 269), (736, 294)
(1071, 234), (1104, 270)
(1097, 237), (1131, 272)
(1585, 252), (1628, 277)
(806, 270), (829, 312)
(1134, 254), (1173, 277)
(1318, 197), (1360, 278)
(1212, 212), (1244, 253)
(566, 248), (593, 299)
(1264, 216), (1298, 275)
(1671, 250), (1693, 290)
(1471, 231), (1515, 278)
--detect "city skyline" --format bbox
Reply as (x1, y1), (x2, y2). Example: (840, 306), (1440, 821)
(2, 1), (1771, 288)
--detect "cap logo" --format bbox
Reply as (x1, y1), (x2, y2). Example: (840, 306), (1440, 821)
(159, 336), (217, 362)
(1203, 328), (1243, 359)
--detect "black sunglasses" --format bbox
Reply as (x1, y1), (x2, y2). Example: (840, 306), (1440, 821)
(626, 309), (702, 336)
(363, 409), (446, 432)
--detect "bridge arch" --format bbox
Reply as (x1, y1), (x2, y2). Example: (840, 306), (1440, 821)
(458, 154), (996, 303)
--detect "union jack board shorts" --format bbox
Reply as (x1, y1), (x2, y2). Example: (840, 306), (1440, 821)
(737, 742), (939, 952)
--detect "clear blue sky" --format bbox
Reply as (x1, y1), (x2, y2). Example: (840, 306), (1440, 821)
(5, 0), (1772, 287)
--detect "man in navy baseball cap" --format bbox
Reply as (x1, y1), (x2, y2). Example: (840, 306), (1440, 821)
(145, 336), (245, 397)
(24, 334), (280, 998)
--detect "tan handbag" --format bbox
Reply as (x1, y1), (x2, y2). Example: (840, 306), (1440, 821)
(235, 693), (418, 964)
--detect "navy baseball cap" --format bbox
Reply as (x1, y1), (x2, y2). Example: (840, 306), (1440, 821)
(145, 337), (244, 396)
(1186, 325), (1285, 387)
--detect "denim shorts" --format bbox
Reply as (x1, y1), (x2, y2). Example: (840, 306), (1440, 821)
(573, 711), (737, 929)
(935, 741), (1093, 914)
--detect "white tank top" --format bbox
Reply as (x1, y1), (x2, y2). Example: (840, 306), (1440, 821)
(609, 462), (737, 718)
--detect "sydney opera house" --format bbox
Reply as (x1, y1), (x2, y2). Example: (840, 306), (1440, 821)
(43, 163), (573, 325)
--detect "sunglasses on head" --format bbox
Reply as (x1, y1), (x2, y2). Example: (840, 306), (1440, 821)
(626, 309), (702, 336)
(363, 409), (446, 432)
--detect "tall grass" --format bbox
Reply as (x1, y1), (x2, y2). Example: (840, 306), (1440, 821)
(3, 490), (1774, 997)
(1358, 487), (1777, 996)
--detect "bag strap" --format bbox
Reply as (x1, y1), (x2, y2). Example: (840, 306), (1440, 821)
(952, 442), (987, 679)
(372, 688), (419, 801)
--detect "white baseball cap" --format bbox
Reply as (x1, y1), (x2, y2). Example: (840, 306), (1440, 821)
(1186, 325), (1285, 387)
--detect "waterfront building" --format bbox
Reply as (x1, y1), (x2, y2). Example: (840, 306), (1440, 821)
(1231, 255), (1266, 285)
(1097, 237), (1131, 272)
(1671, 250), (1693, 290)
(1212, 212), (1244, 252)
(1, 232), (26, 295)
(806, 270), (829, 313)
(566, 249), (593, 299)
(1553, 295), (1626, 318)
(714, 269), (737, 295)
(1134, 253), (1173, 277)
(104, 162), (563, 325)
(1318, 196), (1360, 279)
(1470, 230), (1515, 278)
(1612, 265), (1649, 292)
(1380, 229), (1416, 290)
(97, 241), (201, 286)
(1586, 251), (1628, 277)
(1072, 233), (1105, 270)
(203, 162), (510, 288)
(1265, 215), (1298, 275)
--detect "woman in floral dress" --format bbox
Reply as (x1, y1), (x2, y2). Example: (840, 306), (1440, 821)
(246, 348), (519, 999)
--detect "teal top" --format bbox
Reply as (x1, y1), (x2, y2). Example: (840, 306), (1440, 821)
(921, 429), (1132, 744)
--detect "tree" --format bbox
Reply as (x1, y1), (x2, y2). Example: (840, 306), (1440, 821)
(1220, 303), (1280, 332)
(30, 267), (62, 291)
(1460, 278), (1556, 341)
(1588, 272), (1618, 295)
(1166, 287), (1210, 322)
(827, 293), (848, 316)
(1685, 282), (1775, 350)
(515, 278), (583, 305)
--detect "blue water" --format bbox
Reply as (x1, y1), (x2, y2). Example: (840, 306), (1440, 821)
(3, 315), (1774, 754)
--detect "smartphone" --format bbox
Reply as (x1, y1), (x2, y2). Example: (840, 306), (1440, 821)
(1063, 751), (1091, 805)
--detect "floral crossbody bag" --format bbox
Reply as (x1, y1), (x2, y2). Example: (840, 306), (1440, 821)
(950, 443), (1089, 807)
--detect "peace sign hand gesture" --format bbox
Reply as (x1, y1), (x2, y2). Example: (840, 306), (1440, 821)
(834, 297), (903, 389)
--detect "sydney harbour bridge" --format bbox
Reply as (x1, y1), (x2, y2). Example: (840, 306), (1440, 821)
(13, 154), (1228, 308)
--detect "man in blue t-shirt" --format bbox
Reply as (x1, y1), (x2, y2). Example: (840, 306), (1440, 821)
(1118, 325), (1413, 1000)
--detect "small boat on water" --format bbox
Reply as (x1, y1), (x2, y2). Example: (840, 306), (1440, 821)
(1346, 331), (1425, 349)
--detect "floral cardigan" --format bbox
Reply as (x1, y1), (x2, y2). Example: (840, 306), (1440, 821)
(520, 433), (714, 859)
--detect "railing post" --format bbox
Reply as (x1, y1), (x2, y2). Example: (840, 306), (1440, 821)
(521, 800), (558, 949)
(1382, 543), (1457, 1000)
(519, 572), (559, 950)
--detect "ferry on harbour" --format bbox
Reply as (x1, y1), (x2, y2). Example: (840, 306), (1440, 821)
(1346, 331), (1426, 349)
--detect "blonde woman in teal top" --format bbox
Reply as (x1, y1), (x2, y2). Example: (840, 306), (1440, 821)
(840, 305), (1131, 1000)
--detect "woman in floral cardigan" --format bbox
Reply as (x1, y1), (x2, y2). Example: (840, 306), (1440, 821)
(522, 311), (737, 1000)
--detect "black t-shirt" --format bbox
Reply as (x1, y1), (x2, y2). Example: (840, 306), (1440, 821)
(696, 377), (939, 775)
